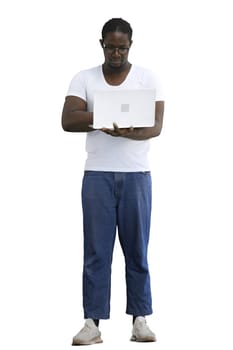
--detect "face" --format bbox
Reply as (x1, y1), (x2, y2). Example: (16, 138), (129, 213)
(101, 31), (132, 69)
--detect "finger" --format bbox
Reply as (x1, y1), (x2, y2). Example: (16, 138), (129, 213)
(113, 123), (119, 131)
(101, 127), (112, 133)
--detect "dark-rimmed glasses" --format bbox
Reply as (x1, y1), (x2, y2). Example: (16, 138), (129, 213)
(102, 44), (130, 55)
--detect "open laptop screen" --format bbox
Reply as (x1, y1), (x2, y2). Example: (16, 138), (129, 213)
(93, 89), (156, 129)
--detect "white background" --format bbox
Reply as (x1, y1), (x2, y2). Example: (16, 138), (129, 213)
(1, 0), (233, 349)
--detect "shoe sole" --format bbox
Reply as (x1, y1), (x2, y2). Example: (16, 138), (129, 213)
(72, 336), (103, 346)
(131, 335), (156, 342)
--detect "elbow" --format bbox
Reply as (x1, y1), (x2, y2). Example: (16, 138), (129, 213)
(62, 117), (73, 132)
(62, 109), (75, 131)
(154, 128), (162, 137)
(151, 126), (162, 138)
(153, 120), (163, 137)
(61, 121), (69, 132)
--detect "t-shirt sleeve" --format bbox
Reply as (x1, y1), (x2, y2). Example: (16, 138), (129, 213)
(66, 71), (87, 101)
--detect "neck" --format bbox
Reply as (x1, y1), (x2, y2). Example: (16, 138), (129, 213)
(102, 61), (131, 75)
(102, 62), (132, 86)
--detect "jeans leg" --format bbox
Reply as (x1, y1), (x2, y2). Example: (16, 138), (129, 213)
(117, 172), (153, 316)
(82, 172), (116, 319)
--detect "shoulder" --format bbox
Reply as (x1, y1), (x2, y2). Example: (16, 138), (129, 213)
(131, 65), (162, 87)
(132, 65), (160, 81)
(131, 65), (165, 101)
(67, 65), (102, 98)
(70, 65), (101, 82)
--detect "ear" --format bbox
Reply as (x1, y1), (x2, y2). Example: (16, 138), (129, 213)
(129, 40), (133, 47)
(99, 39), (104, 48)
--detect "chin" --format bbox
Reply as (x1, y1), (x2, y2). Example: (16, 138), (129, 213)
(109, 62), (123, 69)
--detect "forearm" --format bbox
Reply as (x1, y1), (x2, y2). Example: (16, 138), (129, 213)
(62, 110), (93, 132)
(101, 101), (164, 140)
(123, 125), (161, 140)
(101, 122), (162, 140)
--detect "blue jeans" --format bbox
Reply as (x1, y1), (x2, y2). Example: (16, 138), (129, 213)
(81, 171), (153, 319)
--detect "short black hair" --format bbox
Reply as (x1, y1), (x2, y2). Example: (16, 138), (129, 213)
(101, 18), (133, 41)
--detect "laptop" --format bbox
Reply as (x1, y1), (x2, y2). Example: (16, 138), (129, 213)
(93, 88), (156, 129)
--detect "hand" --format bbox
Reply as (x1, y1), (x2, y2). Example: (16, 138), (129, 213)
(101, 123), (134, 137)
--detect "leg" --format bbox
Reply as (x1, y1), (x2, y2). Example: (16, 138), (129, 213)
(117, 172), (153, 316)
(82, 171), (117, 319)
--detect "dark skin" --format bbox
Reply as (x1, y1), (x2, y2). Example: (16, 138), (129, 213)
(62, 31), (164, 140)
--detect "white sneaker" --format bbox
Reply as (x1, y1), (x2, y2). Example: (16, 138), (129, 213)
(72, 319), (103, 346)
(131, 316), (156, 342)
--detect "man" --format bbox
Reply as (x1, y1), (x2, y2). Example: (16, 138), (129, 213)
(62, 18), (164, 345)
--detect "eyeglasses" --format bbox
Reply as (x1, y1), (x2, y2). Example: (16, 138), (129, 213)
(102, 44), (130, 55)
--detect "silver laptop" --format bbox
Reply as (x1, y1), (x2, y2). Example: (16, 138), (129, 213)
(93, 88), (156, 129)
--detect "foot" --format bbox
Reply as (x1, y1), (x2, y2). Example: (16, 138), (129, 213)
(131, 316), (156, 342)
(72, 319), (103, 346)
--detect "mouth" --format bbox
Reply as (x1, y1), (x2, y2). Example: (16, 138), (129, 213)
(109, 60), (122, 65)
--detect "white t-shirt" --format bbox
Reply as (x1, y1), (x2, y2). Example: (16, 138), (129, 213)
(67, 65), (164, 172)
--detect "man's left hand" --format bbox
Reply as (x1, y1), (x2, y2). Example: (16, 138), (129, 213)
(101, 123), (134, 137)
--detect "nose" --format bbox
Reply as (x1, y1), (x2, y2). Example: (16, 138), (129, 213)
(111, 48), (121, 56)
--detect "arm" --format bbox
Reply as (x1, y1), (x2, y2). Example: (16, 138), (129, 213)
(61, 95), (93, 132)
(101, 101), (164, 140)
